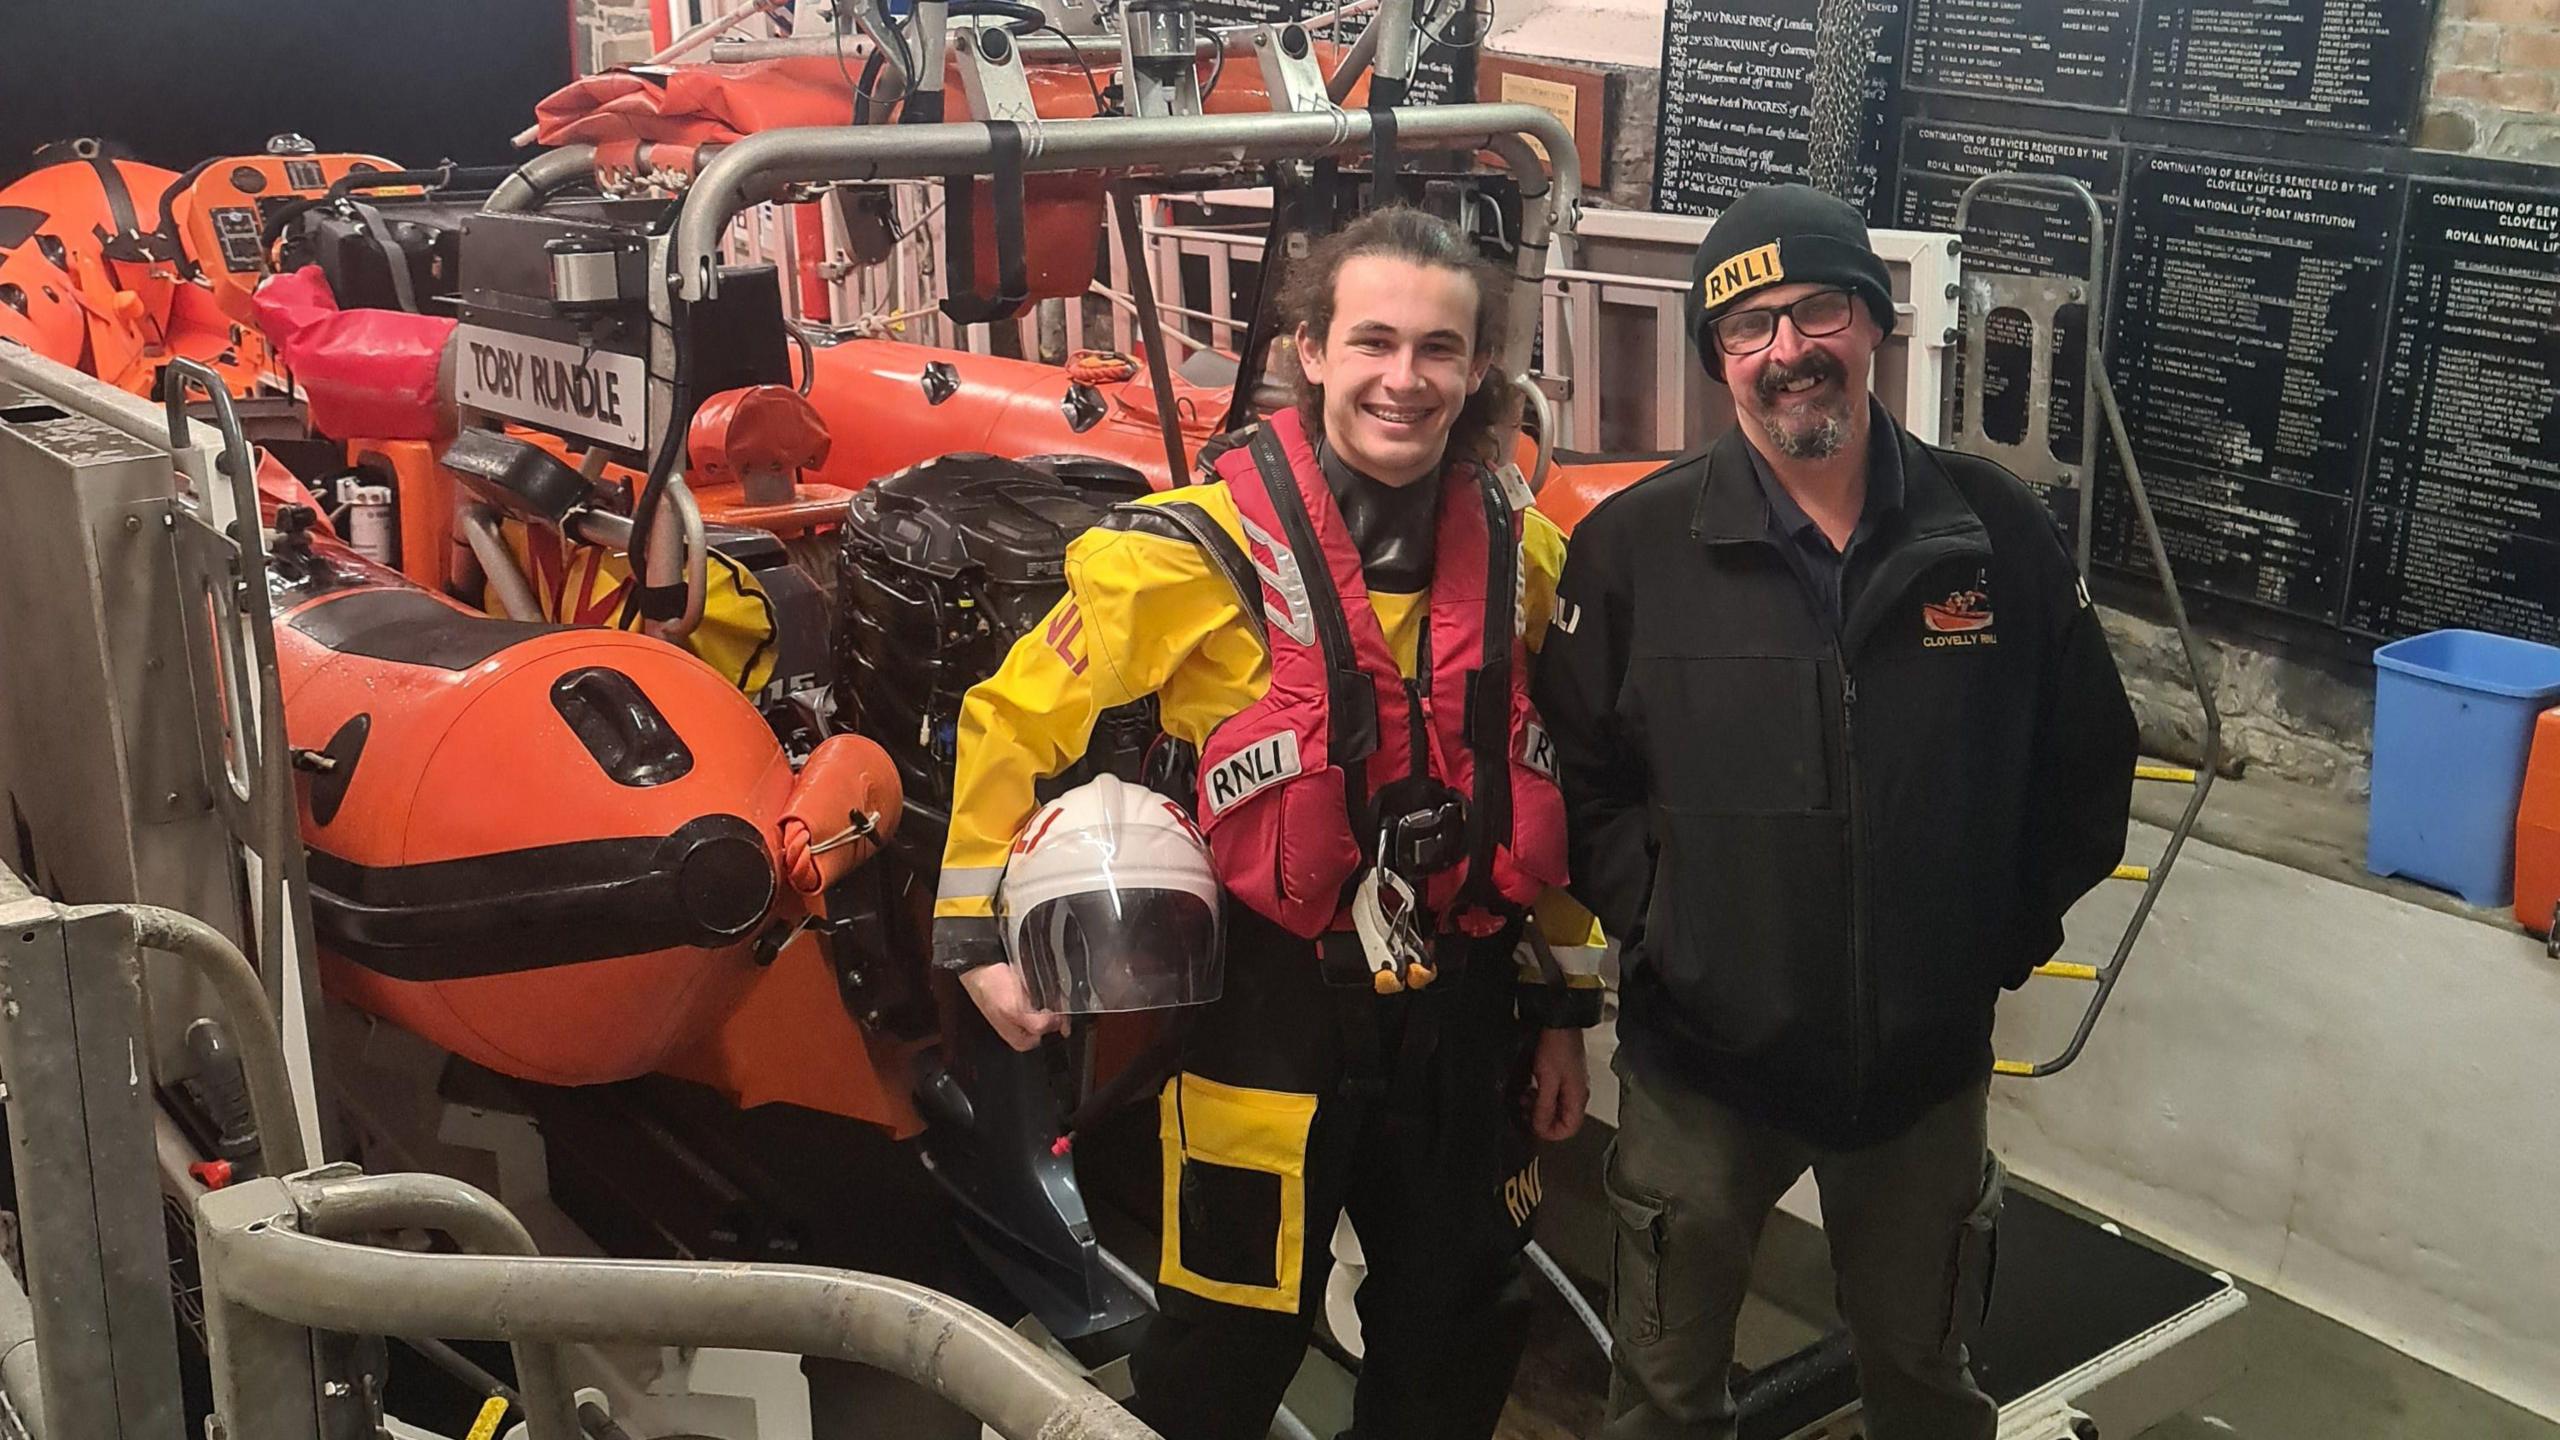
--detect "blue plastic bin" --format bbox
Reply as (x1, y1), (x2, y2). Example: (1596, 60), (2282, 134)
(2368, 629), (2560, 907)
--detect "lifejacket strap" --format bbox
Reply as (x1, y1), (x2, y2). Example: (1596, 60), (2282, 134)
(1463, 471), (1517, 905)
(1248, 423), (1380, 856)
(1111, 500), (1268, 651)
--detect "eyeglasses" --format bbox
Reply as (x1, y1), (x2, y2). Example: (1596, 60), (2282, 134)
(1708, 288), (1858, 357)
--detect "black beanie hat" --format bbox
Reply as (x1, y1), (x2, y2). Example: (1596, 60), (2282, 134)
(1687, 184), (1896, 381)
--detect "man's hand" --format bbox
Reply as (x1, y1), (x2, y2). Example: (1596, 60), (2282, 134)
(960, 962), (1066, 1052)
(1522, 1025), (1589, 1142)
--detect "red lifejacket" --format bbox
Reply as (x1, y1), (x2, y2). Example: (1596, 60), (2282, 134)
(1193, 409), (1567, 938)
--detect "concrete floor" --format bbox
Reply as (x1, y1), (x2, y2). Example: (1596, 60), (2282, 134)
(2130, 1284), (2558, 1440)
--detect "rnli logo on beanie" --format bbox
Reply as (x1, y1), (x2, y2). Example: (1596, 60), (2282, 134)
(1701, 241), (1785, 310)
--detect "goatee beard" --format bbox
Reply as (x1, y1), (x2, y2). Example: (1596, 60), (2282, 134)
(1754, 352), (1851, 460)
(1770, 411), (1849, 460)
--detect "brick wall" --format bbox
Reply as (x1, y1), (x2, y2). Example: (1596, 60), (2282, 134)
(2421, 0), (2560, 160)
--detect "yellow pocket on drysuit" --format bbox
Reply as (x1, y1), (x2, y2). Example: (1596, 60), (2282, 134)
(1158, 1073), (1320, 1314)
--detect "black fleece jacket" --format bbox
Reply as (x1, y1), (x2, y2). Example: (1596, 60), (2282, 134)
(1533, 421), (2136, 1147)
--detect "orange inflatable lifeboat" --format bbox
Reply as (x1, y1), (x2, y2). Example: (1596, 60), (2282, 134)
(271, 511), (900, 1086)
(0, 140), (267, 395)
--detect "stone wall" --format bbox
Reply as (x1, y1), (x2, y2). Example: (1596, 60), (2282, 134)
(2101, 609), (2377, 795)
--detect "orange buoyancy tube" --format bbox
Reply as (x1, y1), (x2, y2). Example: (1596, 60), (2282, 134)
(271, 521), (899, 1085)
(798, 337), (1225, 491)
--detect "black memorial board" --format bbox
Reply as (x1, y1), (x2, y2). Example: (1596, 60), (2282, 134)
(2100, 151), (2402, 616)
(2347, 179), (2560, 639)
(2361, 182), (2560, 543)
(2132, 0), (2433, 139)
(2348, 506), (2560, 643)
(1898, 123), (2125, 275)
(1193, 0), (1478, 103)
(1907, 0), (2141, 109)
(1899, 123), (2125, 534)
(1652, 0), (1907, 215)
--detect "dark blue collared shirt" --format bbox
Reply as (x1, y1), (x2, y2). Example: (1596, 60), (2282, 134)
(1744, 399), (1906, 635)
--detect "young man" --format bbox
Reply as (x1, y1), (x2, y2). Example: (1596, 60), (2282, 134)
(934, 206), (1604, 1440)
(1534, 184), (2138, 1440)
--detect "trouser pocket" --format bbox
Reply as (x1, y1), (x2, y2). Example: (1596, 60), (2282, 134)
(1158, 1072), (1321, 1314)
(1941, 1153), (2005, 1357)
(1603, 1143), (1673, 1346)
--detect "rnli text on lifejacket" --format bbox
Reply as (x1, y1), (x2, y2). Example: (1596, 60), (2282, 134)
(1206, 731), (1302, 816)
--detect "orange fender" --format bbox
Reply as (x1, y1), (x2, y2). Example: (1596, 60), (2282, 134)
(777, 733), (904, 898)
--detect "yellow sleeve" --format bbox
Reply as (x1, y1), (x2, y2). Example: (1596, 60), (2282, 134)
(1520, 507), (1569, 655)
(1536, 892), (1601, 949)
(933, 507), (1264, 967)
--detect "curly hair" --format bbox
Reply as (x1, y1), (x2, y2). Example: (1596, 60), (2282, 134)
(1279, 206), (1519, 470)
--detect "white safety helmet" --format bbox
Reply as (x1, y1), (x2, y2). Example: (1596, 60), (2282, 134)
(999, 775), (1224, 1014)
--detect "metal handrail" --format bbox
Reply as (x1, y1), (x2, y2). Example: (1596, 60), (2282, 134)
(663, 102), (1581, 380)
(1953, 175), (2223, 1080)
(294, 1170), (581, 1440)
(161, 357), (328, 1157)
(198, 1175), (1158, 1440)
(91, 904), (308, 1175)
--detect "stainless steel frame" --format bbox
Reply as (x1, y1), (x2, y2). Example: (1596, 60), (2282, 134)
(1950, 174), (2107, 568)
(0, 348), (334, 1159)
(0, 372), (242, 1087)
(0, 872), (186, 1440)
(0, 837), (317, 1439)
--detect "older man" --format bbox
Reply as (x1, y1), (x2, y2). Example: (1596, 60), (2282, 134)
(1533, 184), (2137, 1440)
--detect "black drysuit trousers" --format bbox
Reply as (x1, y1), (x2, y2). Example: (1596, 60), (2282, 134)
(1129, 905), (1542, 1440)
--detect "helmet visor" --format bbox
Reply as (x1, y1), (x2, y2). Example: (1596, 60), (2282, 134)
(1010, 887), (1223, 1014)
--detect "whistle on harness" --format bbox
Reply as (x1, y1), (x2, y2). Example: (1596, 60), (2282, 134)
(1351, 865), (1436, 994)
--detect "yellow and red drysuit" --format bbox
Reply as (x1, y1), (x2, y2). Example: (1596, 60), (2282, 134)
(934, 410), (1601, 1440)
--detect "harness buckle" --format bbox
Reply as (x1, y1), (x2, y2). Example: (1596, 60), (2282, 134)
(1377, 784), (1468, 878)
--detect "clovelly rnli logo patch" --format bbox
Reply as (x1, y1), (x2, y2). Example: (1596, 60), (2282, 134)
(1520, 721), (1558, 781)
(1921, 571), (1997, 648)
(1700, 241), (1785, 310)
(1206, 731), (1302, 816)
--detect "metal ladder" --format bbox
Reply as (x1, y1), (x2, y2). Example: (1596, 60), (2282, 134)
(1949, 174), (2223, 1079)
